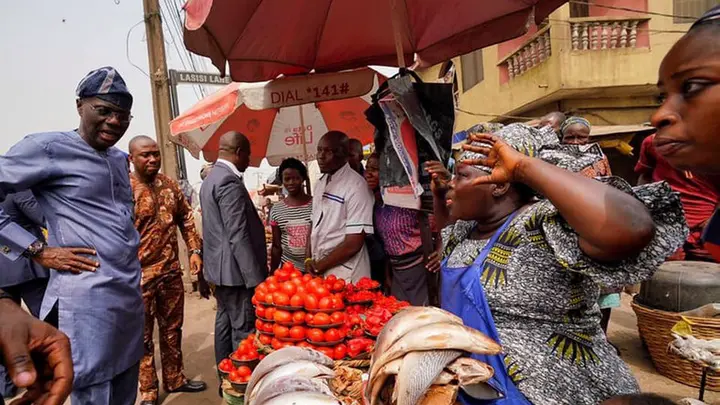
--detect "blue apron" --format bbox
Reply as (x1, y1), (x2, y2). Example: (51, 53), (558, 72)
(440, 212), (531, 405)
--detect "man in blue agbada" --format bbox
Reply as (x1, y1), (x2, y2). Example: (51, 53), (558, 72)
(0, 67), (143, 405)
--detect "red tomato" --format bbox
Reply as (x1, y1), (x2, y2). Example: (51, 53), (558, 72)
(307, 279), (321, 294)
(302, 274), (313, 283)
(273, 310), (292, 324)
(318, 297), (332, 310)
(336, 328), (346, 340)
(304, 294), (319, 310)
(330, 296), (344, 310)
(280, 283), (297, 298)
(326, 275), (338, 283)
(331, 280), (346, 292)
(237, 364), (251, 377)
(256, 282), (268, 293)
(263, 323), (274, 333)
(265, 307), (276, 321)
(273, 324), (290, 338)
(255, 291), (266, 302)
(315, 286), (330, 298)
(297, 341), (312, 349)
(291, 277), (303, 287)
(324, 328), (341, 342)
(290, 270), (302, 279)
(318, 347), (335, 358)
(296, 285), (307, 295)
(218, 359), (234, 373)
(305, 313), (315, 324)
(266, 281), (279, 293)
(333, 344), (348, 361)
(259, 354), (266, 360)
(289, 326), (306, 339)
(290, 294), (304, 307)
(255, 319), (265, 330)
(259, 334), (272, 345)
(264, 293), (274, 305)
(237, 341), (250, 355)
(229, 370), (243, 383)
(308, 328), (325, 342)
(292, 311), (306, 324)
(312, 313), (331, 326)
(255, 306), (266, 319)
(330, 312), (346, 324)
(271, 338), (283, 351)
(273, 292), (290, 306)
(275, 269), (291, 282)
(282, 262), (295, 271)
(251, 295), (259, 306)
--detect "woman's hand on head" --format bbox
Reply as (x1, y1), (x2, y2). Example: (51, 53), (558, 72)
(461, 133), (531, 185)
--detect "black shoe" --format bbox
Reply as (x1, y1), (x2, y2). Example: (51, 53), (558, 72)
(168, 380), (208, 393)
(140, 401), (156, 405)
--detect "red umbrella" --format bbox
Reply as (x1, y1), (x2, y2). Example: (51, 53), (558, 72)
(183, 0), (567, 82)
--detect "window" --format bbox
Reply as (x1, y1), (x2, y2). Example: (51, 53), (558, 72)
(570, 2), (589, 18)
(460, 49), (484, 92)
(674, 0), (716, 23)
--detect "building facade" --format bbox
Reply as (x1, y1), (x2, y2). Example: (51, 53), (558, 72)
(417, 0), (713, 130)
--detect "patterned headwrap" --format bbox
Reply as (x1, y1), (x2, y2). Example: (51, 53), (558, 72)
(560, 116), (591, 136)
(691, 5), (720, 30)
(458, 123), (606, 175)
(76, 66), (133, 111)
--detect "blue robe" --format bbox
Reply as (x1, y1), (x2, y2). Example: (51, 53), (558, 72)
(0, 131), (143, 389)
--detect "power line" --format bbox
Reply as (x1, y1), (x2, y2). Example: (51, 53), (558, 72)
(568, 0), (701, 20)
(126, 19), (150, 78)
(161, 0), (207, 99)
(159, 0), (203, 100)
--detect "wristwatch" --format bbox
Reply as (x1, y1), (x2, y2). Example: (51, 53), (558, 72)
(23, 240), (47, 258)
(190, 249), (202, 256)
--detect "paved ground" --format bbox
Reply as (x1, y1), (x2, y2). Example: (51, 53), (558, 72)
(16, 292), (719, 404)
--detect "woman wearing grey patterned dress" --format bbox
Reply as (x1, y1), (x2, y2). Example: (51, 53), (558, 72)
(429, 124), (687, 405)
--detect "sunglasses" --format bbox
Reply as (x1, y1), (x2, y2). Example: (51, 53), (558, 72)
(88, 104), (133, 123)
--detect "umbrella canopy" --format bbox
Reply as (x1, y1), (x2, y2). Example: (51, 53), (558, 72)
(170, 68), (383, 166)
(183, 0), (567, 82)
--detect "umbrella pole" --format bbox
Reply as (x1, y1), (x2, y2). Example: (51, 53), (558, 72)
(299, 105), (312, 196)
(389, 0), (406, 68)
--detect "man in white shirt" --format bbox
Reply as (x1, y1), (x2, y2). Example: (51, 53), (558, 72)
(307, 131), (374, 283)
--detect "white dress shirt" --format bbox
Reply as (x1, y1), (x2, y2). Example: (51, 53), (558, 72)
(311, 163), (374, 282)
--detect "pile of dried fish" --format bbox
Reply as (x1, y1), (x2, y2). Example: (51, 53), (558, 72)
(366, 306), (502, 405)
(245, 346), (342, 404)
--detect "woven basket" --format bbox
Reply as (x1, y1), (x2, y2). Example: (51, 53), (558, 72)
(632, 299), (720, 390)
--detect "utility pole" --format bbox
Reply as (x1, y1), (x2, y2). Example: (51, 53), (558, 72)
(142, 0), (191, 289)
(143, 0), (180, 180)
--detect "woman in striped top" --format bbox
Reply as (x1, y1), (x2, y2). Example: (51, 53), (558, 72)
(269, 158), (313, 270)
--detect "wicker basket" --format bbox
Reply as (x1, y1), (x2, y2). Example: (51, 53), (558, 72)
(632, 299), (720, 390)
(331, 365), (366, 405)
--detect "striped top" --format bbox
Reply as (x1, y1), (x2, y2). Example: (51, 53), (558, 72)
(269, 200), (312, 269)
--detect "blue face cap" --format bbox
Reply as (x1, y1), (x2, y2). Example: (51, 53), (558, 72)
(76, 67), (133, 111)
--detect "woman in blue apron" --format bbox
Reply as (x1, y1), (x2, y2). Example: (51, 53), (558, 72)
(427, 124), (687, 405)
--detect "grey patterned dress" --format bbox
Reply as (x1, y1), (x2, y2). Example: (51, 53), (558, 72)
(442, 178), (687, 405)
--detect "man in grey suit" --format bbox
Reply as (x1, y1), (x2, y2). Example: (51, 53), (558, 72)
(0, 190), (48, 399)
(199, 131), (267, 386)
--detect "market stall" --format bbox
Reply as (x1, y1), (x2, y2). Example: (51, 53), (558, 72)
(216, 262), (503, 405)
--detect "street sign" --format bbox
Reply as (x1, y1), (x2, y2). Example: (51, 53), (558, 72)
(170, 70), (232, 85)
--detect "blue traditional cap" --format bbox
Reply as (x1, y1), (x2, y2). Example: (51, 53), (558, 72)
(75, 67), (133, 111)
(691, 5), (720, 30)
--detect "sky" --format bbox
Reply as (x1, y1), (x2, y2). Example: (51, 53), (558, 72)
(0, 1), (398, 189)
(0, 1), (280, 188)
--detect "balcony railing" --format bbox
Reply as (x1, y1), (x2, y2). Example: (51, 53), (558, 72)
(498, 25), (552, 80)
(569, 17), (650, 51)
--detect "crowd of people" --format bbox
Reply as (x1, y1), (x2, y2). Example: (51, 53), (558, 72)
(0, 4), (718, 405)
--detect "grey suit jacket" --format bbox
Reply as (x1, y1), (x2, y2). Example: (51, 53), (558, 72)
(0, 190), (48, 288)
(200, 163), (267, 288)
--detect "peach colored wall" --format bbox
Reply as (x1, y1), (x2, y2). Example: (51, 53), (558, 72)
(497, 24), (538, 61)
(589, 0), (648, 17)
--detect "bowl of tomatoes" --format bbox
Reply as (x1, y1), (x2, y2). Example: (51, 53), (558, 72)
(218, 358), (234, 379)
(306, 311), (346, 329)
(227, 366), (252, 392)
(306, 327), (346, 346)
